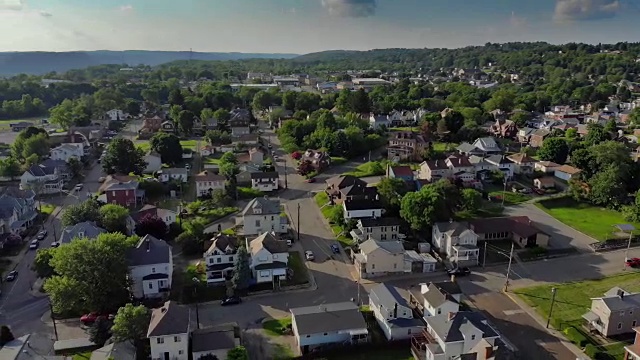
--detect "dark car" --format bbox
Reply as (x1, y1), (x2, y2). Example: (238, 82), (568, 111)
(330, 244), (340, 254)
(220, 296), (242, 306)
(6, 270), (17, 282)
(447, 267), (471, 276)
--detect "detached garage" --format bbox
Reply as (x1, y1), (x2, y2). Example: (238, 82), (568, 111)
(554, 165), (581, 181)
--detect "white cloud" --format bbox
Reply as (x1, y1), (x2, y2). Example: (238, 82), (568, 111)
(118, 4), (133, 12)
(321, 0), (376, 17)
(554, 0), (620, 21)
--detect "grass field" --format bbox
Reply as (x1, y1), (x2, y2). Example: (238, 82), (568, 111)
(432, 142), (458, 152)
(0, 117), (40, 130)
(516, 273), (640, 359)
(39, 203), (55, 215)
(344, 161), (385, 178)
(137, 139), (201, 153)
(535, 197), (640, 241)
(263, 317), (292, 336)
(71, 352), (91, 360)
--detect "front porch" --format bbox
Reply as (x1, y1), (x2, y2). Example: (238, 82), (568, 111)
(206, 263), (234, 285)
(452, 245), (479, 266)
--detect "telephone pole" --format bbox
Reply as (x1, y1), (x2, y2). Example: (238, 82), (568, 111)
(546, 287), (558, 328)
(482, 242), (488, 268)
(297, 203), (300, 241)
(49, 302), (59, 341)
(504, 242), (515, 292)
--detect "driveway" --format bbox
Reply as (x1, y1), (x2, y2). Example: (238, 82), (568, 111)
(503, 203), (596, 252)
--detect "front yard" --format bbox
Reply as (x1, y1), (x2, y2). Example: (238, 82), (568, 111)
(137, 139), (201, 153)
(286, 251), (309, 285)
(343, 161), (385, 178)
(314, 192), (355, 247)
(515, 273), (640, 359)
(535, 197), (640, 241)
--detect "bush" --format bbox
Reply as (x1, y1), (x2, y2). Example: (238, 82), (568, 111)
(563, 327), (588, 348)
(584, 344), (598, 358)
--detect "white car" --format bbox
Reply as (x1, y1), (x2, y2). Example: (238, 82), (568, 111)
(29, 239), (39, 250)
(286, 239), (292, 247)
(305, 250), (315, 261)
(74, 184), (83, 191)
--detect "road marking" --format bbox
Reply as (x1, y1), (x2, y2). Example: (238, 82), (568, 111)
(503, 309), (525, 315)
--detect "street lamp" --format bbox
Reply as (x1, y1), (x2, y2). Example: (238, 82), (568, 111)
(192, 277), (201, 330)
(546, 287), (558, 328)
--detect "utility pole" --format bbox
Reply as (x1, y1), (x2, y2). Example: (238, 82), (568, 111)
(284, 159), (288, 189)
(297, 203), (300, 241)
(49, 302), (59, 341)
(625, 231), (633, 264)
(357, 270), (361, 306)
(501, 178), (507, 208)
(504, 242), (515, 292)
(192, 278), (201, 329)
(482, 242), (488, 268)
(546, 287), (558, 328)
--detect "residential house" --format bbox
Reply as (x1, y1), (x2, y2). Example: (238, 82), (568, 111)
(50, 143), (83, 162)
(354, 239), (405, 278)
(387, 131), (429, 162)
(529, 129), (551, 148)
(418, 160), (450, 182)
(325, 175), (376, 205)
(583, 287), (640, 337)
(533, 177), (555, 190)
(20, 160), (68, 194)
(251, 172), (279, 192)
(105, 109), (126, 121)
(158, 168), (188, 183)
(343, 197), (384, 220)
(490, 119), (517, 138)
(291, 302), (368, 355)
(132, 205), (177, 227)
(411, 311), (501, 360)
(229, 109), (251, 136)
(535, 161), (561, 174)
(445, 155), (476, 183)
(91, 341), (136, 360)
(404, 250), (438, 273)
(350, 217), (403, 243)
(59, 221), (106, 245)
(247, 232), (289, 286)
(353, 78), (390, 91)
(127, 235), (173, 299)
(410, 281), (462, 318)
(232, 133), (260, 148)
(10, 121), (32, 132)
(369, 114), (390, 129)
(98, 174), (137, 193)
(517, 127), (536, 144)
(139, 115), (164, 138)
(554, 165), (581, 181)
(0, 187), (37, 235)
(387, 165), (414, 182)
(195, 171), (226, 197)
(300, 149), (331, 172)
(624, 327), (640, 360)
(204, 234), (238, 285)
(369, 283), (425, 341)
(147, 301), (190, 360)
(469, 216), (550, 248)
(238, 197), (287, 236)
(507, 153), (536, 175)
(432, 222), (480, 267)
(456, 137), (502, 156)
(104, 181), (145, 207)
(203, 117), (218, 131)
(248, 147), (264, 166)
(192, 324), (241, 360)
(144, 152), (163, 174)
(485, 155), (515, 179)
(160, 121), (175, 133)
(235, 166), (261, 187)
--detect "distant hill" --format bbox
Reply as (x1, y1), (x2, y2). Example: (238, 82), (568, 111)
(0, 50), (299, 76)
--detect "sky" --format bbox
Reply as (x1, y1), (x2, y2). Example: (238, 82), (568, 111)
(0, 0), (640, 54)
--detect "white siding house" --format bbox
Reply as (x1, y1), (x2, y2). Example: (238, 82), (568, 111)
(342, 199), (384, 220)
(369, 283), (424, 341)
(247, 232), (289, 285)
(195, 171), (226, 197)
(250, 172), (279, 192)
(148, 301), (190, 360)
(432, 221), (480, 266)
(554, 165), (582, 181)
(204, 234), (238, 285)
(354, 239), (405, 279)
(238, 197), (287, 236)
(50, 143), (84, 162)
(127, 235), (173, 299)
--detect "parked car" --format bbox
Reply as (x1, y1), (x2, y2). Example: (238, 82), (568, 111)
(74, 184), (83, 191)
(50, 242), (60, 248)
(626, 258), (640, 268)
(447, 267), (471, 276)
(220, 296), (242, 306)
(6, 270), (17, 282)
(305, 250), (315, 261)
(29, 239), (39, 250)
(330, 244), (340, 254)
(286, 239), (292, 247)
(80, 312), (114, 325)
(36, 231), (47, 240)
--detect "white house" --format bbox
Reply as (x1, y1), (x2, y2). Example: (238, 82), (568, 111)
(238, 197), (288, 236)
(369, 283), (425, 341)
(148, 301), (190, 360)
(342, 198), (384, 220)
(20, 163), (64, 194)
(554, 165), (581, 181)
(411, 281), (462, 317)
(247, 232), (289, 286)
(484, 155), (515, 180)
(144, 153), (163, 174)
(106, 109), (127, 121)
(507, 153), (536, 175)
(158, 168), (188, 183)
(432, 222), (480, 266)
(127, 235), (173, 299)
(50, 143), (83, 162)
(250, 172), (279, 192)
(195, 171), (226, 197)
(369, 114), (390, 129)
(534, 161), (561, 173)
(204, 234), (238, 285)
(354, 239), (405, 279)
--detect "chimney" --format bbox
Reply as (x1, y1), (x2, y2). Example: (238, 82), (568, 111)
(618, 289), (625, 299)
(393, 303), (398, 318)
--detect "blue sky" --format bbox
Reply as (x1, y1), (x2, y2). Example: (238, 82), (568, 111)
(0, 0), (638, 53)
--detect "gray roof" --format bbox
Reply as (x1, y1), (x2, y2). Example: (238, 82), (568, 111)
(370, 283), (410, 309)
(290, 302), (367, 336)
(250, 171), (279, 180)
(191, 323), (238, 352)
(241, 197), (281, 216)
(249, 232), (288, 255)
(105, 181), (139, 191)
(127, 235), (171, 267)
(90, 341), (136, 360)
(456, 142), (476, 153)
(360, 239), (404, 255)
(161, 168), (188, 175)
(147, 301), (190, 337)
(596, 287), (640, 311)
(424, 311), (499, 342)
(59, 221), (106, 244)
(485, 155), (513, 165)
(472, 137), (501, 152)
(422, 283), (459, 308)
(434, 221), (471, 237)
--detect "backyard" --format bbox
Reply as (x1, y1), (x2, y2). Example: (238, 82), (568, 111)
(516, 273), (640, 359)
(535, 197), (640, 241)
(343, 161), (385, 178)
(137, 139), (201, 153)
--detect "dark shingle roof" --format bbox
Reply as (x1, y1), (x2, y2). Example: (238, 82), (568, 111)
(344, 198), (382, 211)
(290, 302), (367, 336)
(241, 197), (281, 216)
(59, 222), (106, 244)
(250, 172), (278, 180)
(359, 217), (402, 228)
(424, 311), (498, 342)
(127, 235), (171, 266)
(191, 323), (238, 352)
(147, 301), (190, 337)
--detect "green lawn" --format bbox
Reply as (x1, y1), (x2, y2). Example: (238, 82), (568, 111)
(39, 203), (55, 215)
(202, 156), (221, 165)
(263, 318), (293, 336)
(330, 156), (348, 165)
(314, 192), (355, 247)
(72, 352), (92, 360)
(535, 197), (640, 241)
(0, 117), (40, 130)
(389, 126), (419, 132)
(136, 139), (201, 153)
(344, 161), (385, 178)
(432, 142), (458, 152)
(238, 187), (264, 199)
(516, 273), (640, 359)
(488, 190), (531, 205)
(286, 251), (309, 285)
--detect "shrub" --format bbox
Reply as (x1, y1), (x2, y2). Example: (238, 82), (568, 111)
(563, 327), (588, 348)
(584, 344), (598, 358)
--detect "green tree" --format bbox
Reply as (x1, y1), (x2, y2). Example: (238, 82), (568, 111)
(124, 99), (140, 116)
(67, 157), (83, 179)
(376, 177), (407, 212)
(232, 246), (251, 292)
(0, 157), (21, 179)
(604, 118), (617, 133)
(213, 108), (231, 123)
(584, 123), (609, 146)
(168, 89), (185, 106)
(282, 91), (298, 111)
(111, 303), (151, 346)
(33, 248), (56, 278)
(134, 214), (168, 239)
(623, 192), (640, 222)
(400, 183), (450, 230)
(351, 89), (371, 113)
(227, 346), (249, 360)
(588, 164), (627, 208)
(178, 110), (195, 135)
(205, 130), (231, 146)
(461, 188), (482, 212)
(538, 137), (569, 164)
(252, 91), (272, 112)
(99, 204), (130, 233)
(629, 107), (640, 125)
(48, 99), (76, 129)
(150, 132), (183, 165)
(511, 111), (532, 127)
(88, 317), (112, 346)
(20, 133), (49, 161)
(61, 198), (101, 226)
(102, 138), (146, 175)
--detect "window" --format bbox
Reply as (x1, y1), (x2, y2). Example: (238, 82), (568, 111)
(151, 267), (155, 273)
(216, 258), (221, 263)
(174, 336), (181, 342)
(255, 220), (261, 227)
(618, 323), (622, 329)
(437, 308), (442, 314)
(634, 320), (637, 327)
(271, 216), (275, 221)
(471, 335), (476, 340)
(209, 258), (214, 264)
(306, 335), (310, 338)
(148, 283), (153, 289)
(229, 256), (233, 262)
(393, 263), (397, 269)
(408, 329), (412, 335)
(178, 350), (183, 355)
(372, 264), (375, 270)
(156, 337), (164, 344)
(324, 333), (328, 336)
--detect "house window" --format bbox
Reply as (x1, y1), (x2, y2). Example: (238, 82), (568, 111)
(306, 335), (310, 338)
(618, 323), (622, 329)
(393, 263), (397, 269)
(178, 350), (183, 355)
(156, 337), (164, 344)
(372, 264), (375, 270)
(151, 268), (155, 273)
(112, 191), (116, 196)
(408, 329), (412, 335)
(229, 256), (233, 262)
(634, 320), (637, 327)
(174, 336), (181, 342)
(148, 283), (153, 289)
(217, 258), (221, 263)
(255, 220), (261, 227)
(324, 333), (328, 336)
(471, 335), (476, 340)
(437, 309), (441, 314)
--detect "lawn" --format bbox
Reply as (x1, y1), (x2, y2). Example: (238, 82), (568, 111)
(136, 139), (201, 153)
(263, 317), (293, 336)
(516, 273), (640, 359)
(432, 142), (458, 152)
(344, 161), (385, 178)
(71, 352), (91, 360)
(286, 251), (309, 285)
(0, 117), (40, 130)
(39, 203), (55, 215)
(314, 193), (355, 247)
(535, 197), (640, 241)
(238, 187), (264, 199)
(488, 190), (530, 205)
(330, 156), (348, 165)
(202, 156), (221, 165)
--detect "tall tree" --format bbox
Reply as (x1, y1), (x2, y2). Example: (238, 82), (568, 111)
(231, 246), (251, 292)
(150, 132), (183, 165)
(376, 178), (407, 213)
(227, 346), (249, 360)
(538, 137), (569, 164)
(134, 214), (168, 239)
(102, 138), (146, 175)
(585, 123), (609, 146)
(111, 303), (151, 346)
(61, 198), (101, 226)
(99, 204), (130, 233)
(88, 317), (112, 346)
(33, 248), (56, 278)
(177, 110), (195, 135)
